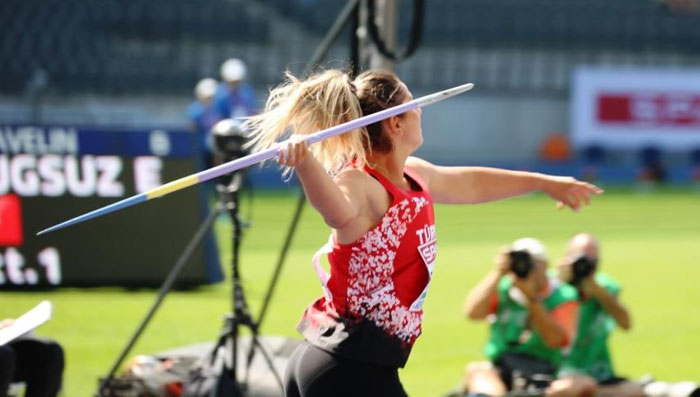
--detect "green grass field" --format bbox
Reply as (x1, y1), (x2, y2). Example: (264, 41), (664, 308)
(3, 187), (700, 396)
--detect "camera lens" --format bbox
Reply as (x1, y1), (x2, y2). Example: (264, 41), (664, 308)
(569, 255), (597, 286)
(509, 250), (533, 279)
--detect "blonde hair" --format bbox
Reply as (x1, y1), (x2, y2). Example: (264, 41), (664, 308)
(243, 68), (405, 176)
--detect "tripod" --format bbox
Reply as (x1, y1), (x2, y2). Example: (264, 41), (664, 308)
(97, 2), (369, 394)
(96, 171), (282, 397)
(209, 170), (284, 396)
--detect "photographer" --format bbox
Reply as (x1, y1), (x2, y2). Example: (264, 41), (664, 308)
(556, 233), (642, 397)
(462, 238), (595, 397)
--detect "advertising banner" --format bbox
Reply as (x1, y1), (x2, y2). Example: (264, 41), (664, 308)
(571, 67), (700, 150)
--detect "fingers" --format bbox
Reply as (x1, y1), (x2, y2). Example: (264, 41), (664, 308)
(581, 191), (591, 206)
(556, 194), (578, 211)
(277, 136), (309, 167)
(584, 181), (604, 195)
(556, 181), (603, 212)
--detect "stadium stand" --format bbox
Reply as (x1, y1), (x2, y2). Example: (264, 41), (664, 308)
(2, 0), (700, 96)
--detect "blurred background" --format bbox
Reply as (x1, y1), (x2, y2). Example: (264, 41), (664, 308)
(1, 0), (699, 396)
(3, 0), (700, 174)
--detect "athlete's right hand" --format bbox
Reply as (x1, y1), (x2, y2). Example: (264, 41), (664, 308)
(278, 134), (310, 168)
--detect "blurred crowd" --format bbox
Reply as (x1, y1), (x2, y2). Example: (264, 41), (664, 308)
(185, 58), (257, 169)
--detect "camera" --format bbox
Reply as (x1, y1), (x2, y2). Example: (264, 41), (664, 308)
(212, 118), (249, 162)
(509, 250), (534, 279)
(569, 254), (598, 286)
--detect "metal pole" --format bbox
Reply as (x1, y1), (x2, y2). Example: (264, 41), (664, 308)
(359, 0), (398, 71)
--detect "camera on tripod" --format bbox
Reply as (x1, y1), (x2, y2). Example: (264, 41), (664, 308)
(568, 254), (598, 286)
(212, 118), (249, 163)
(211, 119), (250, 189)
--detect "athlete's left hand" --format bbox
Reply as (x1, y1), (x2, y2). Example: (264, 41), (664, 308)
(541, 176), (603, 212)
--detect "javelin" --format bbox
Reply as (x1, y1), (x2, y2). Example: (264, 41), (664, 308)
(36, 82), (474, 235)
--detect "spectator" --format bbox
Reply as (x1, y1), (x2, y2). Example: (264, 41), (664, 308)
(462, 238), (595, 397)
(215, 58), (257, 120)
(186, 77), (222, 169)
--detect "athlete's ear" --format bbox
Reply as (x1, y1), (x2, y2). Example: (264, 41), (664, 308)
(382, 115), (403, 137)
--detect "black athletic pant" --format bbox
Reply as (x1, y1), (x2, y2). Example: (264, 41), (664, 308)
(284, 341), (408, 397)
(0, 338), (64, 397)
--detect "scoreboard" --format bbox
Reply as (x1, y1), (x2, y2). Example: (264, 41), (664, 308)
(0, 125), (223, 288)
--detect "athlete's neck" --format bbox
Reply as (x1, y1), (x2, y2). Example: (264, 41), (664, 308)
(368, 153), (409, 189)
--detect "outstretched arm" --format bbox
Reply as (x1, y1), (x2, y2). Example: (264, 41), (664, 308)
(406, 157), (602, 210)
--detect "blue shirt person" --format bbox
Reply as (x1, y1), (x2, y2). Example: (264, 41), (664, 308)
(215, 58), (257, 120)
(186, 78), (222, 169)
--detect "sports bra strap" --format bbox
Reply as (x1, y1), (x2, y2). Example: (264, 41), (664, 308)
(363, 165), (428, 195)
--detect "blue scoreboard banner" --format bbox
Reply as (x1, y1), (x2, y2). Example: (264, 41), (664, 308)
(0, 125), (223, 288)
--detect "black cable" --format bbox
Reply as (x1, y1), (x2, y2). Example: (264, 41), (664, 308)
(366, 0), (424, 62)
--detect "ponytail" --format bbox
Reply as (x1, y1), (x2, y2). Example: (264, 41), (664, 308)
(243, 68), (405, 176)
(244, 69), (368, 175)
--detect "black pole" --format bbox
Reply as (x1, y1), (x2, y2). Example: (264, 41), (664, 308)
(247, 0), (362, 378)
(255, 0), (361, 330)
(227, 174), (244, 396)
(97, 206), (221, 397)
(350, 2), (361, 76)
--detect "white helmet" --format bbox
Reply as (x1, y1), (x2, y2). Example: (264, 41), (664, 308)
(220, 58), (247, 82)
(194, 78), (218, 100)
(511, 237), (548, 262)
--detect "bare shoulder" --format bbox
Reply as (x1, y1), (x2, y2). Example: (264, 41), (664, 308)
(336, 167), (389, 202)
(333, 168), (381, 197)
(334, 167), (373, 188)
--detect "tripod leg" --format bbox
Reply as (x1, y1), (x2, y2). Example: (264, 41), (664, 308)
(247, 333), (285, 393)
(248, 193), (305, 370)
(96, 206), (222, 397)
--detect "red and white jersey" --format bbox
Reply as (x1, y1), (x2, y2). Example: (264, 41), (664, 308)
(298, 165), (436, 367)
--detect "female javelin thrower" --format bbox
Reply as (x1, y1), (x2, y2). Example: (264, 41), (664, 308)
(244, 69), (602, 397)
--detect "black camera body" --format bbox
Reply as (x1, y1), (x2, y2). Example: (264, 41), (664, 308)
(212, 119), (249, 163)
(569, 254), (598, 286)
(211, 119), (250, 188)
(509, 250), (534, 279)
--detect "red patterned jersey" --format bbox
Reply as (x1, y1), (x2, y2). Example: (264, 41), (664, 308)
(297, 166), (436, 367)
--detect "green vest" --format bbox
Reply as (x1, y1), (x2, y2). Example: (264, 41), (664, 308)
(484, 276), (578, 367)
(560, 273), (620, 381)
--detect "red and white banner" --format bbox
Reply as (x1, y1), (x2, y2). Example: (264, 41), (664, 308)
(571, 67), (700, 149)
